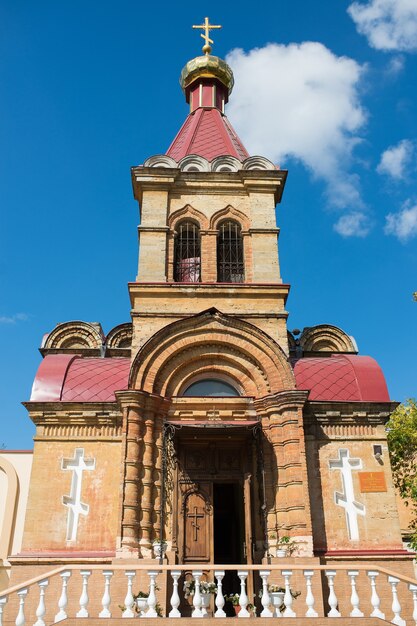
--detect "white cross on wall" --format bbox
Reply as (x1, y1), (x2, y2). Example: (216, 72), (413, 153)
(329, 448), (365, 541)
(62, 448), (95, 541)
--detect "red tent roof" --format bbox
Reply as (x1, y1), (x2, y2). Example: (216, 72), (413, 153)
(166, 108), (249, 162)
(29, 354), (390, 404)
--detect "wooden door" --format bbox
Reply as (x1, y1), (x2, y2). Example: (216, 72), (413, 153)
(181, 483), (213, 563)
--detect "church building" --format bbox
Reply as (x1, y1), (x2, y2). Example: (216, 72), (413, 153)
(1, 19), (416, 624)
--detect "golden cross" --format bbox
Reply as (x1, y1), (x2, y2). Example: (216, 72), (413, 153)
(192, 17), (222, 55)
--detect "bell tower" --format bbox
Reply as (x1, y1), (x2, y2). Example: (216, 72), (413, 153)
(130, 23), (289, 357)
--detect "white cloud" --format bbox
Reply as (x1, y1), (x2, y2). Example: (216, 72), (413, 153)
(377, 139), (414, 179)
(226, 42), (367, 210)
(334, 212), (371, 237)
(348, 0), (417, 52)
(0, 313), (29, 325)
(385, 202), (417, 241)
(385, 55), (405, 75)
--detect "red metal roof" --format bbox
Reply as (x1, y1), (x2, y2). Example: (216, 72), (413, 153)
(30, 356), (130, 402)
(293, 354), (390, 402)
(166, 108), (249, 162)
(30, 353), (390, 404)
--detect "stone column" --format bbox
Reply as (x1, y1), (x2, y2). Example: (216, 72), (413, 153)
(254, 390), (313, 556)
(116, 392), (146, 557)
(116, 390), (165, 558)
(200, 230), (218, 282)
(242, 231), (253, 283)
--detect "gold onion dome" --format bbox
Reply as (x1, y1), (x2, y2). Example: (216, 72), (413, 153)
(180, 55), (234, 96)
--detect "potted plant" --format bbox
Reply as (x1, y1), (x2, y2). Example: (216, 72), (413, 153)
(276, 535), (298, 557)
(152, 537), (168, 558)
(184, 579), (217, 616)
(224, 593), (256, 616)
(258, 585), (300, 616)
(119, 587), (162, 617)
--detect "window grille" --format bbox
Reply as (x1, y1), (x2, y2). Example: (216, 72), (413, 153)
(174, 221), (201, 282)
(217, 220), (244, 283)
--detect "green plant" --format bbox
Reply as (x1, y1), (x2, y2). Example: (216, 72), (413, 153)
(224, 595), (256, 615)
(277, 535), (298, 555)
(183, 579), (217, 597)
(387, 399), (417, 550)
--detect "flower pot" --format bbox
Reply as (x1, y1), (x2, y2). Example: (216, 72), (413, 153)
(200, 594), (210, 617)
(233, 605), (241, 616)
(270, 591), (285, 616)
(276, 548), (287, 558)
(152, 541), (167, 558)
(136, 597), (148, 616)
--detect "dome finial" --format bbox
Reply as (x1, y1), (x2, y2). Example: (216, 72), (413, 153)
(192, 17), (222, 55)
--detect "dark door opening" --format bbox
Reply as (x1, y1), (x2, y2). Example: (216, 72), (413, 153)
(213, 482), (245, 610)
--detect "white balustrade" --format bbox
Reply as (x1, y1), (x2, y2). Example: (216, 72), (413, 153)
(16, 588), (28, 626)
(33, 580), (48, 626)
(76, 570), (91, 618)
(99, 570), (113, 618)
(0, 596), (8, 626)
(54, 570), (71, 623)
(191, 570), (203, 618)
(409, 584), (417, 626)
(145, 570), (160, 618)
(0, 562), (417, 623)
(122, 570), (135, 619)
(282, 570), (296, 617)
(304, 570), (318, 617)
(237, 570), (250, 618)
(259, 570), (273, 618)
(389, 576), (406, 626)
(169, 570), (181, 618)
(348, 570), (364, 617)
(214, 570), (226, 618)
(367, 570), (385, 619)
(325, 570), (341, 617)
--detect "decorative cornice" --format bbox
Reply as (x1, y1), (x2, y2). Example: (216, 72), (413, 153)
(254, 390), (309, 415)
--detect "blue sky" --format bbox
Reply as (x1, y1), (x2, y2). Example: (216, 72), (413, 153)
(1, 0), (416, 449)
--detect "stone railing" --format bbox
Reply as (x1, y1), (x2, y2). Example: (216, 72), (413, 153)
(1, 564), (417, 624)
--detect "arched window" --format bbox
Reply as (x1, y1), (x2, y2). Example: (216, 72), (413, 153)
(174, 221), (201, 282)
(182, 378), (240, 397)
(217, 220), (244, 283)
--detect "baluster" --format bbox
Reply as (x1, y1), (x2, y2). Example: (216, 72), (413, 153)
(304, 570), (318, 617)
(169, 570), (181, 618)
(282, 570), (296, 618)
(409, 584), (417, 626)
(348, 570), (364, 618)
(0, 596), (8, 626)
(54, 570), (71, 622)
(325, 570), (341, 617)
(122, 570), (136, 619)
(214, 570), (226, 618)
(367, 571), (385, 620)
(146, 570), (160, 618)
(388, 576), (406, 626)
(191, 570), (203, 618)
(34, 580), (49, 626)
(99, 570), (113, 618)
(237, 570), (250, 618)
(76, 570), (91, 618)
(259, 570), (273, 618)
(16, 588), (28, 626)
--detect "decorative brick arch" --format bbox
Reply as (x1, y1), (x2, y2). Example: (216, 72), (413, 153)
(300, 324), (357, 354)
(209, 205), (250, 231)
(168, 205), (209, 231)
(43, 321), (104, 351)
(130, 309), (295, 397)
